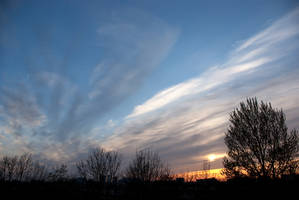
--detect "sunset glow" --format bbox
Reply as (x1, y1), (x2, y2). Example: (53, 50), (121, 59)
(0, 1), (298, 199)
(176, 168), (226, 181)
(206, 154), (226, 162)
(0, 0), (298, 174)
(208, 154), (217, 162)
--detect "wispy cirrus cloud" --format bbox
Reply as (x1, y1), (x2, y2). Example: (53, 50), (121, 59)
(236, 8), (299, 52)
(1, 4), (299, 173)
(127, 57), (270, 118)
(127, 8), (299, 119)
(0, 8), (179, 163)
(89, 9), (179, 101)
(102, 8), (299, 172)
(0, 85), (46, 137)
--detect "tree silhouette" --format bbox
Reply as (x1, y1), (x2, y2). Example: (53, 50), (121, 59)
(125, 148), (171, 182)
(48, 164), (68, 181)
(76, 147), (121, 183)
(16, 153), (33, 181)
(0, 153), (49, 181)
(31, 161), (48, 181)
(222, 98), (299, 179)
(0, 155), (17, 181)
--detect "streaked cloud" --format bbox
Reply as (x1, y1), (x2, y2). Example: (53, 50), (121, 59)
(89, 9), (179, 101)
(1, 4), (298, 173)
(0, 86), (46, 137)
(236, 8), (299, 52)
(127, 57), (270, 118)
(128, 8), (299, 119)
(103, 8), (299, 172)
(0, 8), (179, 163)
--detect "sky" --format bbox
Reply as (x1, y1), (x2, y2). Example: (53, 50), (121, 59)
(0, 0), (299, 173)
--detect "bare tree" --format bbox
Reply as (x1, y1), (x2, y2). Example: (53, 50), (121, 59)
(31, 162), (49, 181)
(0, 156), (9, 181)
(222, 98), (299, 179)
(0, 153), (49, 182)
(15, 153), (33, 181)
(76, 147), (121, 183)
(125, 148), (171, 182)
(48, 164), (68, 181)
(0, 155), (18, 181)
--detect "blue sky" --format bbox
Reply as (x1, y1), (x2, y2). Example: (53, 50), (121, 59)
(0, 0), (299, 172)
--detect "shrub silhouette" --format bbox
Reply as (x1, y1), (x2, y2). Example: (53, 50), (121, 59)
(222, 97), (299, 179)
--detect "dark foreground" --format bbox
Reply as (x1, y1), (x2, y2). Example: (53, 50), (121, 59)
(1, 176), (298, 200)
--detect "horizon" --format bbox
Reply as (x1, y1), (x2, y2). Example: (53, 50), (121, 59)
(1, 0), (299, 174)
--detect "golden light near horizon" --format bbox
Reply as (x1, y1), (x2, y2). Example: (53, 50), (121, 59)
(206, 153), (226, 162)
(208, 154), (216, 162)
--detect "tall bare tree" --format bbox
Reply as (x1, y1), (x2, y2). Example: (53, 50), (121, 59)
(15, 153), (33, 181)
(0, 153), (49, 182)
(222, 98), (299, 179)
(76, 147), (121, 183)
(125, 148), (171, 182)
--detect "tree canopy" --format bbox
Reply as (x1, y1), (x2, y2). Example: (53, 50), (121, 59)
(223, 98), (299, 179)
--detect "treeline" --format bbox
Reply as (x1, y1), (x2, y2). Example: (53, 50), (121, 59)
(0, 153), (49, 182)
(0, 148), (171, 183)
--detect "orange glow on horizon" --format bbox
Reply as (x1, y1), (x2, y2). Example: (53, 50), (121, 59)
(205, 153), (226, 162)
(175, 168), (226, 181)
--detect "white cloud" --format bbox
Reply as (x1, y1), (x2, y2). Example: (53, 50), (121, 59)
(103, 71), (299, 172)
(102, 8), (299, 172)
(127, 8), (299, 119)
(0, 8), (180, 164)
(89, 9), (179, 100)
(0, 86), (46, 132)
(236, 8), (299, 52)
(128, 57), (271, 118)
